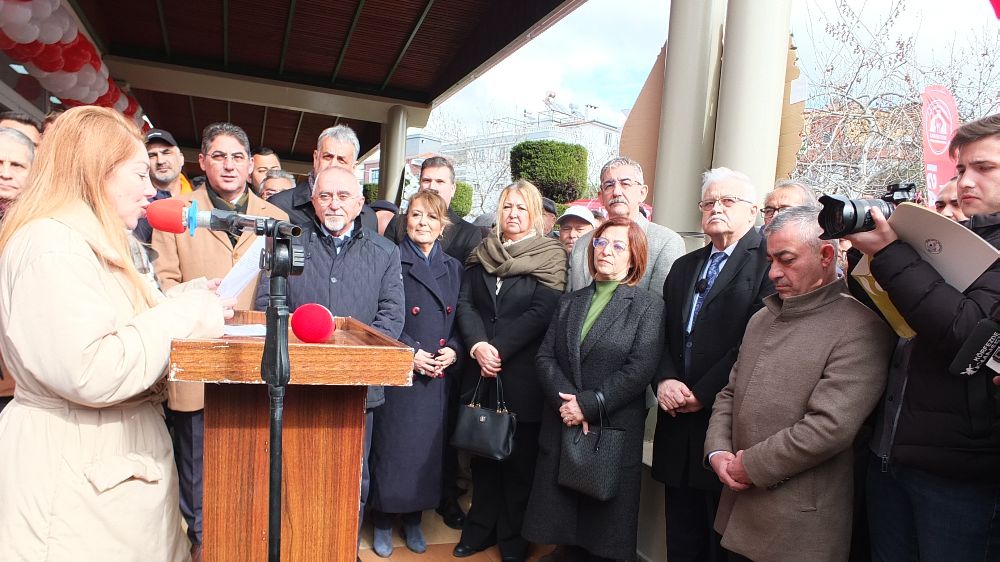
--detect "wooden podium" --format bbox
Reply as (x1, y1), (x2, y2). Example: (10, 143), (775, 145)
(169, 311), (412, 561)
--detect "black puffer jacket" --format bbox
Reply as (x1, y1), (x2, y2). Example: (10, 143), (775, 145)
(255, 217), (405, 409)
(870, 211), (1000, 481)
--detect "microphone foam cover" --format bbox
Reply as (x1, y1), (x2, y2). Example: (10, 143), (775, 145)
(290, 303), (336, 343)
(146, 198), (188, 234)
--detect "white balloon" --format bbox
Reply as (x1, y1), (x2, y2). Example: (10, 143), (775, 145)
(78, 87), (97, 104)
(0, 1), (32, 26)
(23, 61), (48, 78)
(60, 19), (75, 44)
(37, 20), (60, 43)
(98, 64), (108, 79)
(4, 21), (40, 43)
(66, 84), (89, 101)
(92, 76), (108, 96)
(30, 0), (52, 21)
(114, 94), (128, 112)
(75, 64), (96, 86)
(42, 71), (76, 92)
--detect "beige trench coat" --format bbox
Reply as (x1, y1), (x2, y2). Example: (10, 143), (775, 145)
(151, 188), (287, 411)
(0, 202), (224, 561)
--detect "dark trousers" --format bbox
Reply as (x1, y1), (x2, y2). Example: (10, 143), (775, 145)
(440, 371), (464, 507)
(665, 485), (724, 562)
(867, 453), (1000, 561)
(372, 510), (422, 528)
(359, 409), (374, 542)
(166, 408), (204, 547)
(460, 421), (540, 559)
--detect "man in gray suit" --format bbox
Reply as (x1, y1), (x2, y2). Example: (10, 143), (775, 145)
(566, 156), (685, 296)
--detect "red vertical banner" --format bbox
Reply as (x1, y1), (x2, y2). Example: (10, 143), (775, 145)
(921, 85), (960, 204)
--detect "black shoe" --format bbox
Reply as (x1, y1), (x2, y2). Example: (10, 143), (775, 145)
(452, 543), (484, 558)
(436, 500), (467, 530)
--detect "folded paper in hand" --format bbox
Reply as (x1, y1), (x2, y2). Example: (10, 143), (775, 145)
(216, 237), (266, 300)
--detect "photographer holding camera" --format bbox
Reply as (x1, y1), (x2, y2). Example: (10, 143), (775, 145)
(841, 114), (1000, 560)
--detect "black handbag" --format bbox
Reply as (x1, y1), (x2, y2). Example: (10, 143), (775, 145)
(557, 390), (626, 501)
(450, 375), (517, 461)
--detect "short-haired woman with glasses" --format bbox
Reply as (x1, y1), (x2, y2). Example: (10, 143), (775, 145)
(524, 216), (666, 562)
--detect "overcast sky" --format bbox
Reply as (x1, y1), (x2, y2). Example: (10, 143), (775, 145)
(423, 0), (997, 133)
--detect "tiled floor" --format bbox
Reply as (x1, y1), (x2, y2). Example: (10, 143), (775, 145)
(358, 508), (554, 562)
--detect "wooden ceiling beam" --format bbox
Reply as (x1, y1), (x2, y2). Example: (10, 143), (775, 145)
(106, 56), (431, 127)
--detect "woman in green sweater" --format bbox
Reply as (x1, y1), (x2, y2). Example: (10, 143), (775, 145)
(524, 216), (667, 562)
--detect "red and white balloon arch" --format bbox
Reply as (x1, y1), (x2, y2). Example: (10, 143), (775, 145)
(0, 0), (145, 126)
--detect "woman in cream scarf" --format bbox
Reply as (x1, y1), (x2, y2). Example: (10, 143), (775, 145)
(453, 180), (566, 562)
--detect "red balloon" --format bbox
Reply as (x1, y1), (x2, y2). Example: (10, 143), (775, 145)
(0, 30), (17, 51)
(5, 41), (44, 63)
(93, 81), (118, 107)
(123, 95), (138, 117)
(32, 43), (64, 72)
(61, 36), (89, 72)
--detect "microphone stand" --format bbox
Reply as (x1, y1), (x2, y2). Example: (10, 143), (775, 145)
(253, 218), (303, 562)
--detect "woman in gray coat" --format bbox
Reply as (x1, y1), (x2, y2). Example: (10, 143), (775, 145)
(524, 216), (665, 561)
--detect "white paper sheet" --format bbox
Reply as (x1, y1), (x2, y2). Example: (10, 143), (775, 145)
(216, 236), (266, 300)
(223, 324), (267, 337)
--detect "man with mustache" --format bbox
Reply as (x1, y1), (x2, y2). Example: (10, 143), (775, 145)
(566, 156), (684, 297)
(652, 167), (774, 561)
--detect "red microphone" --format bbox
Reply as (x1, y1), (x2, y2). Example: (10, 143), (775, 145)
(147, 198), (200, 236)
(290, 303), (336, 343)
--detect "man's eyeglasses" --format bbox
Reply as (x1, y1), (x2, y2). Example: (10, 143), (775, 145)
(600, 177), (639, 191)
(208, 151), (248, 164)
(592, 237), (628, 254)
(761, 205), (792, 219)
(315, 192), (356, 204)
(697, 196), (754, 212)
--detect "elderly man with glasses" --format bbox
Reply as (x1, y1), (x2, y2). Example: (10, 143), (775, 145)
(651, 167), (775, 562)
(760, 179), (819, 228)
(565, 156), (684, 297)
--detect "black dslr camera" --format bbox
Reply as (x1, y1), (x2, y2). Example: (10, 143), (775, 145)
(817, 183), (917, 239)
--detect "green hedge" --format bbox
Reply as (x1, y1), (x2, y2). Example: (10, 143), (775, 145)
(452, 181), (473, 217)
(363, 183), (379, 203)
(510, 140), (587, 203)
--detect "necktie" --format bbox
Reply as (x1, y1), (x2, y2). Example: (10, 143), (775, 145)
(333, 236), (348, 254)
(691, 252), (726, 324)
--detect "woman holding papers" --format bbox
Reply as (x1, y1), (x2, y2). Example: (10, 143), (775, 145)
(0, 107), (232, 561)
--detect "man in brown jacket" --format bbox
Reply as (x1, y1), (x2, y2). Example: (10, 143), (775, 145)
(705, 207), (894, 561)
(151, 122), (287, 558)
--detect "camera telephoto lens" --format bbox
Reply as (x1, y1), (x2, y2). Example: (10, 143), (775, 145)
(818, 195), (894, 239)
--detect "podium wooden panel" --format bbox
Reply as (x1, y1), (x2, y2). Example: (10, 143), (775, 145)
(170, 312), (412, 561)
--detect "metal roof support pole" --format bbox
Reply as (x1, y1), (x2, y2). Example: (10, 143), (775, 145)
(711, 0), (792, 203)
(651, 0), (727, 251)
(378, 105), (408, 204)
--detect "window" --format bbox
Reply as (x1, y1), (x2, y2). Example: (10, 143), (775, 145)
(370, 168), (380, 183)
